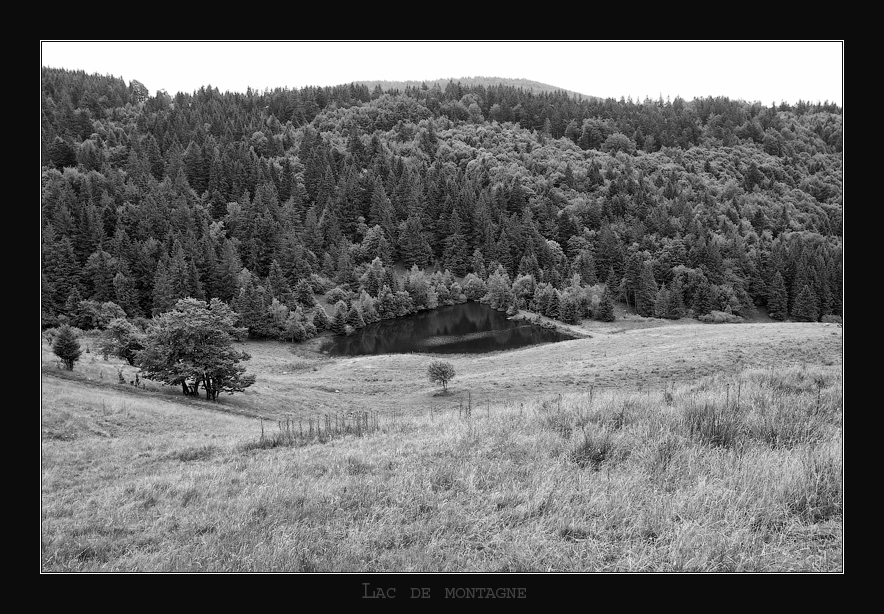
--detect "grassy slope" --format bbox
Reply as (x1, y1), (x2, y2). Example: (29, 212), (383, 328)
(221, 320), (841, 419)
(41, 322), (843, 572)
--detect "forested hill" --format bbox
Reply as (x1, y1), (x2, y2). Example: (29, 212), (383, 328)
(40, 66), (843, 335)
(356, 77), (594, 100)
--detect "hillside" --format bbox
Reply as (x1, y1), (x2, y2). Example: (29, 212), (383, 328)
(41, 66), (842, 349)
(43, 319), (842, 421)
(41, 322), (843, 572)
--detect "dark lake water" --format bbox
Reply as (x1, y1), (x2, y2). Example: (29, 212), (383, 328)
(320, 302), (577, 356)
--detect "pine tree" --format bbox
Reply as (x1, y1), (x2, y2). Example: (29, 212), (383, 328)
(168, 243), (191, 302)
(472, 249), (487, 279)
(53, 325), (82, 370)
(443, 211), (471, 276)
(113, 271), (140, 317)
(494, 229), (515, 277)
(375, 285), (398, 319)
(186, 258), (206, 301)
(654, 284), (670, 318)
(215, 239), (243, 302)
(692, 279), (713, 316)
(267, 259), (292, 303)
(347, 304), (366, 329)
(546, 291), (561, 320)
(331, 300), (349, 334)
(63, 287), (83, 320)
(666, 279), (686, 319)
(43, 231), (80, 315)
(85, 249), (117, 303)
(369, 181), (396, 241)
(151, 258), (175, 315)
(294, 278), (316, 307)
(560, 295), (579, 323)
(596, 287), (615, 322)
(605, 267), (620, 298)
(312, 306), (331, 331)
(767, 271), (788, 320)
(335, 247), (357, 287)
(400, 213), (432, 268)
(791, 285), (820, 322)
(624, 251), (644, 309)
(637, 263), (659, 317)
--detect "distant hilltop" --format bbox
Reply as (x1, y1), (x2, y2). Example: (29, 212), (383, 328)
(354, 76), (595, 100)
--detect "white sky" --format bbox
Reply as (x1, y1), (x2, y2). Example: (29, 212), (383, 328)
(40, 41), (843, 107)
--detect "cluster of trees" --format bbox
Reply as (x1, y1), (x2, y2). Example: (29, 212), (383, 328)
(42, 67), (842, 344)
(49, 298), (255, 401)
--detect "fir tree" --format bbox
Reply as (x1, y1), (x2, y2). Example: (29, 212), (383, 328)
(312, 306), (331, 331)
(605, 267), (620, 299)
(791, 285), (820, 322)
(692, 279), (713, 316)
(560, 295), (579, 324)
(546, 291), (561, 320)
(596, 287), (615, 322)
(666, 279), (686, 319)
(151, 258), (175, 315)
(267, 259), (292, 303)
(637, 263), (659, 317)
(53, 325), (82, 370)
(400, 213), (432, 269)
(654, 285), (670, 318)
(443, 210), (471, 276)
(375, 285), (398, 319)
(347, 304), (366, 329)
(767, 271), (788, 320)
(331, 300), (349, 334)
(472, 249), (487, 279)
(63, 287), (83, 321)
(294, 279), (316, 307)
(113, 271), (140, 317)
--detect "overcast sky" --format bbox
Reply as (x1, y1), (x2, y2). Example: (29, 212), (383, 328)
(40, 41), (843, 107)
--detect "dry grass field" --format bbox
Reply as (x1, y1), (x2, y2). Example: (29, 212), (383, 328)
(40, 320), (842, 572)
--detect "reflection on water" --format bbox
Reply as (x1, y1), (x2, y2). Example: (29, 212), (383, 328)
(320, 302), (576, 356)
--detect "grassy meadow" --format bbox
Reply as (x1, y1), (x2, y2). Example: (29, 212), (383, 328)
(41, 321), (842, 572)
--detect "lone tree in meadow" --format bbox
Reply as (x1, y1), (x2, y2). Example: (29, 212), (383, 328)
(427, 360), (456, 393)
(136, 298), (255, 401)
(52, 324), (82, 370)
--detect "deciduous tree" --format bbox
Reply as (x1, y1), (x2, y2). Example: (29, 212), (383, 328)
(427, 360), (455, 392)
(137, 298), (255, 401)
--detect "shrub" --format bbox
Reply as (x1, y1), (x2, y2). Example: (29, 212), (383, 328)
(427, 360), (455, 392)
(698, 310), (745, 324)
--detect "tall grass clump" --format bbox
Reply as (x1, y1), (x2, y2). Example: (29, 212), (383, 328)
(781, 444), (843, 523)
(682, 401), (744, 448)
